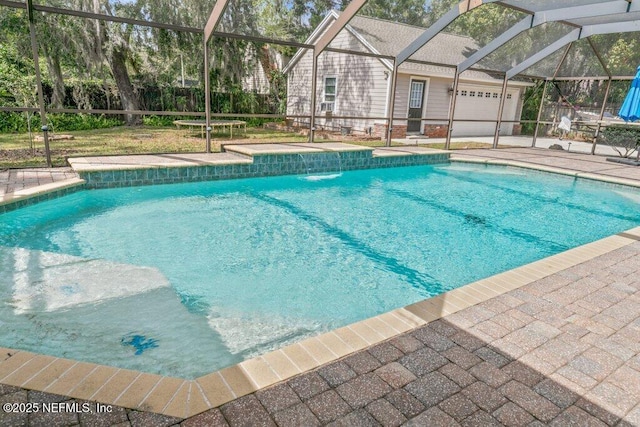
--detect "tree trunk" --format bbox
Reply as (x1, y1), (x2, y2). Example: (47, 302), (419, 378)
(43, 46), (66, 109)
(109, 47), (141, 125)
(257, 44), (278, 85)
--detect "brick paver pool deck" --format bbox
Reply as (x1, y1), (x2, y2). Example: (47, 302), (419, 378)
(1, 146), (640, 426)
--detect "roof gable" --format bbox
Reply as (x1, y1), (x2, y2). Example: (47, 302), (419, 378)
(283, 11), (389, 74)
(347, 15), (478, 66)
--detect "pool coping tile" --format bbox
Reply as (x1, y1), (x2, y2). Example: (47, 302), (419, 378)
(1, 355), (57, 388)
(137, 377), (186, 414)
(89, 369), (141, 403)
(0, 177), (85, 207)
(112, 373), (164, 409)
(195, 372), (236, 408)
(67, 365), (119, 400)
(21, 358), (77, 391)
(42, 362), (97, 396)
(239, 357), (281, 389)
(0, 352), (39, 382)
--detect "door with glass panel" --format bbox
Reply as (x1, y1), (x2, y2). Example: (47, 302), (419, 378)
(408, 80), (426, 133)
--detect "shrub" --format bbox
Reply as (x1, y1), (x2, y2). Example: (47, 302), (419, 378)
(47, 114), (122, 131)
(598, 125), (640, 158)
(142, 115), (180, 126)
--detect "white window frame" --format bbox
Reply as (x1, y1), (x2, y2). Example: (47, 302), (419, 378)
(321, 76), (337, 112)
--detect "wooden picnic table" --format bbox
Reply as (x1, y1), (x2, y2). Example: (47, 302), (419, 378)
(173, 119), (247, 139)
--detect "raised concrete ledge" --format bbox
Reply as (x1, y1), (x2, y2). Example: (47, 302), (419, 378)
(223, 142), (375, 156)
(68, 144), (449, 190)
(68, 152), (253, 173)
(0, 177), (85, 209)
(373, 146), (449, 157)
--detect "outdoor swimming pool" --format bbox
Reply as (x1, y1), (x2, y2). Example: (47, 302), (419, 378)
(1, 162), (639, 378)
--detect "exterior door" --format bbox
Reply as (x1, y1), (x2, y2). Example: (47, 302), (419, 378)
(408, 80), (426, 133)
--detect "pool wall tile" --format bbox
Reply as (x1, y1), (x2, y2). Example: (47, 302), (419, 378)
(73, 147), (449, 189)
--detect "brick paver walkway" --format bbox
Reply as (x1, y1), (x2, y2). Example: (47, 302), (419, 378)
(1, 240), (639, 426)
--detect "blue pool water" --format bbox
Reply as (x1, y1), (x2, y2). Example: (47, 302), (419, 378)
(1, 163), (639, 378)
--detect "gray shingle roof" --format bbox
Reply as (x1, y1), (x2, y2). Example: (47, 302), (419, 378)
(345, 15), (511, 82)
(286, 11), (530, 84)
(347, 15), (479, 67)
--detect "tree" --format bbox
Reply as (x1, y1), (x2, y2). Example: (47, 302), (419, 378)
(360, 0), (427, 26)
(0, 8), (37, 108)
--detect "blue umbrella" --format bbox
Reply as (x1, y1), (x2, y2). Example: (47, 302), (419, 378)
(619, 66), (640, 122)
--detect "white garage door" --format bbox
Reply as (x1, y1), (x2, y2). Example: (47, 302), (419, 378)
(452, 85), (519, 137)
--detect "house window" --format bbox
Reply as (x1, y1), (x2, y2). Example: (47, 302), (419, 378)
(477, 92), (483, 98)
(469, 91), (475, 97)
(492, 93), (498, 98)
(324, 77), (337, 102)
(321, 76), (336, 112)
(485, 92), (491, 98)
(461, 90), (467, 96)
(507, 93), (512, 99)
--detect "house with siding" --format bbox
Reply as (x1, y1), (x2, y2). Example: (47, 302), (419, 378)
(284, 11), (531, 138)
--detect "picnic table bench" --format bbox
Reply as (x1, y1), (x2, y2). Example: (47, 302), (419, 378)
(173, 119), (247, 139)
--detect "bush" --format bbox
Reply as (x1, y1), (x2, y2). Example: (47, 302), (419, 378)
(0, 112), (122, 133)
(598, 125), (640, 157)
(47, 114), (122, 131)
(0, 112), (40, 132)
(142, 115), (180, 127)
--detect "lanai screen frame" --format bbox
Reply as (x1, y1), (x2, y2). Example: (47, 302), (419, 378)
(1, 0), (639, 166)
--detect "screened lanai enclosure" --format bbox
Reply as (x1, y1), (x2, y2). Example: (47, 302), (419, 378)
(1, 0), (640, 166)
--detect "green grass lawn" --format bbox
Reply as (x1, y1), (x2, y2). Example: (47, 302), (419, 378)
(0, 126), (311, 168)
(0, 125), (498, 169)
